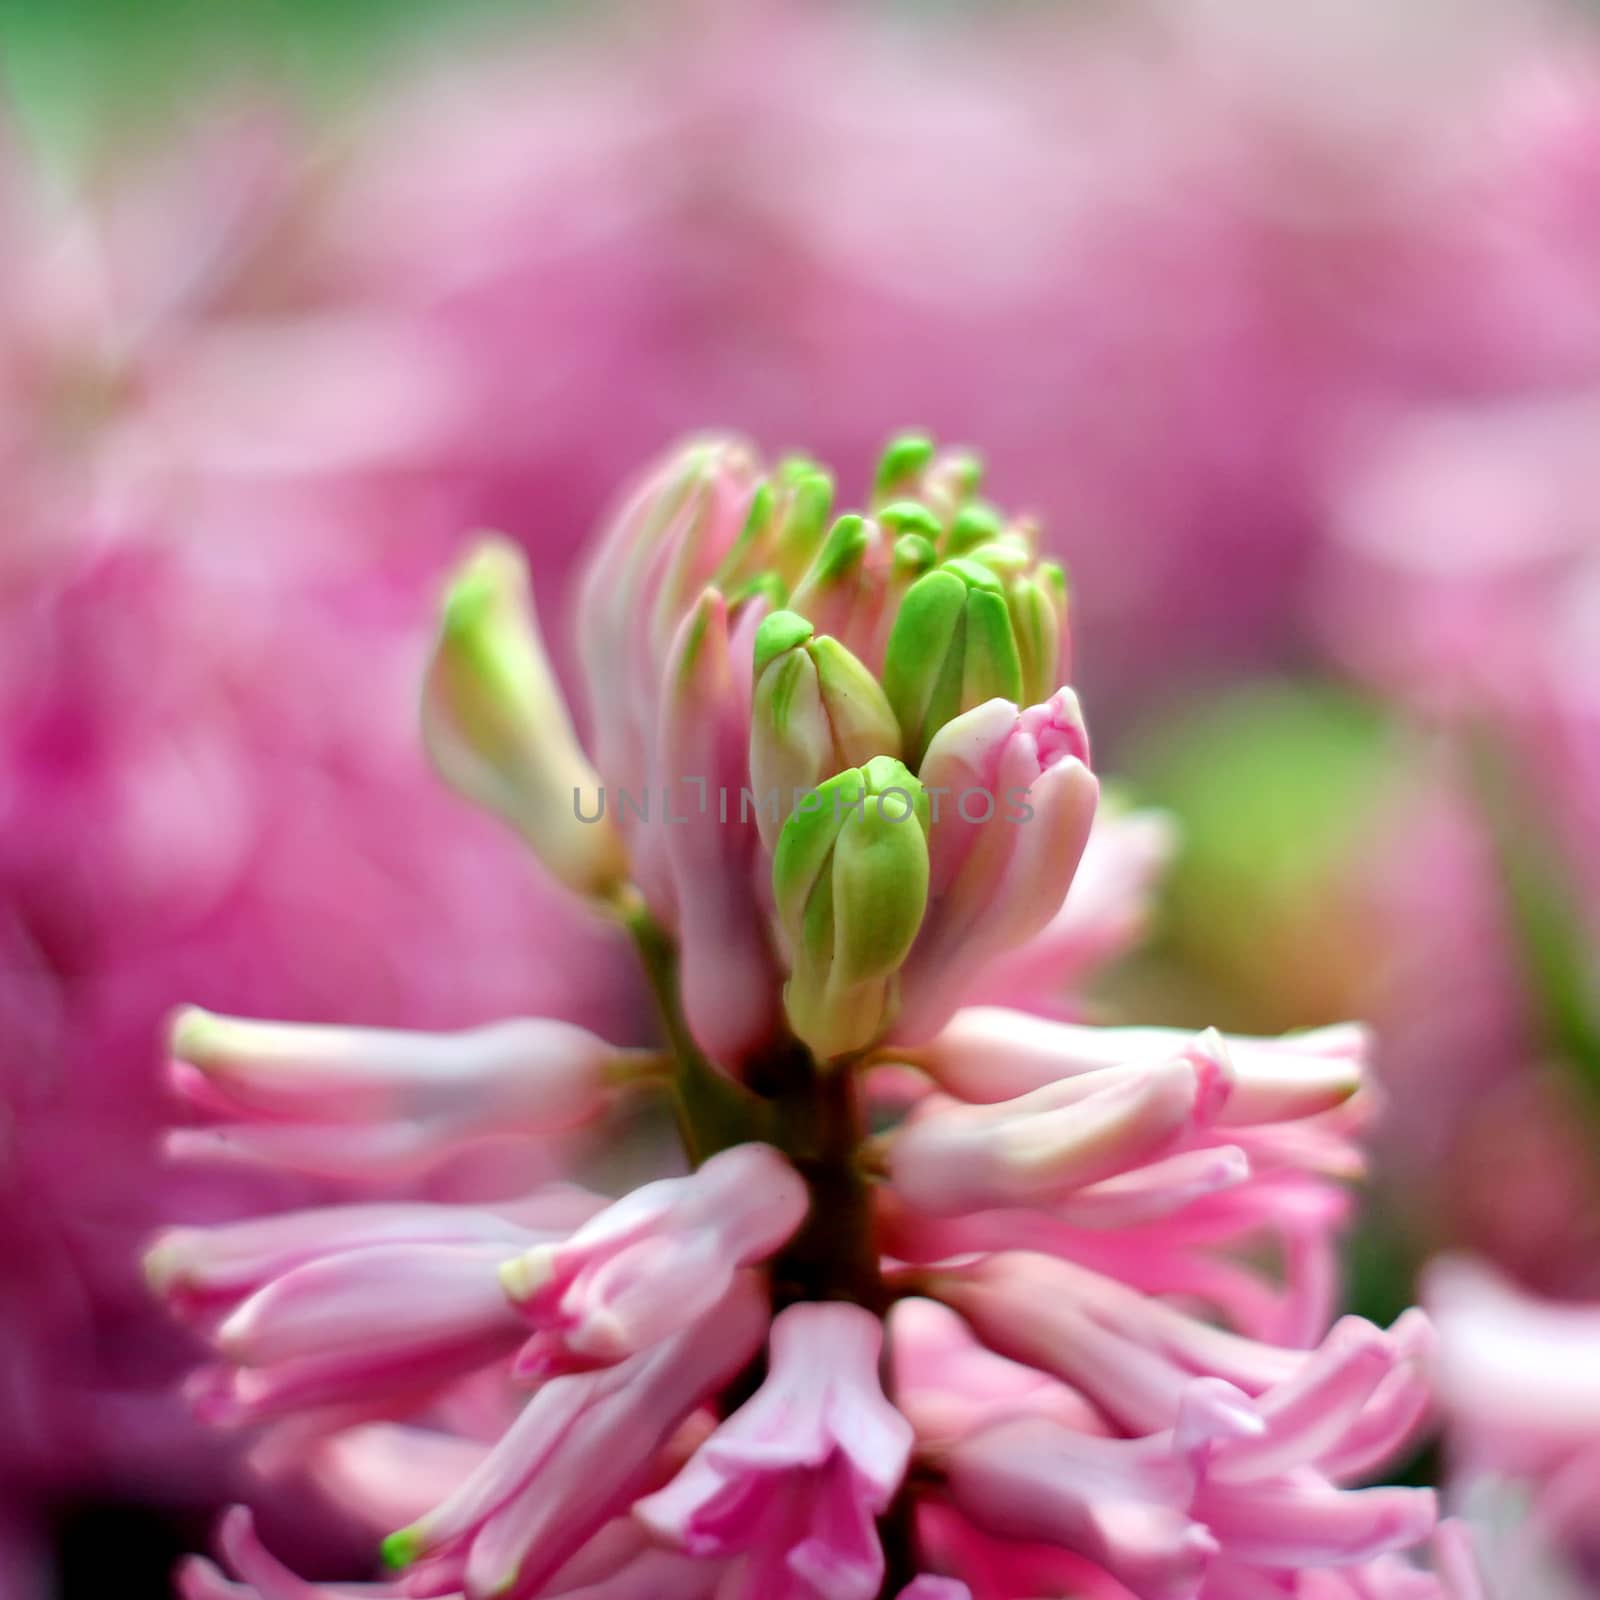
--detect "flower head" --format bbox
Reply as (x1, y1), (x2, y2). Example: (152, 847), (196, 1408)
(153, 433), (1439, 1600)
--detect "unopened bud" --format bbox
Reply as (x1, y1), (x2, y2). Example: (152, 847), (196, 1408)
(422, 539), (625, 901)
(873, 432), (936, 505)
(881, 558), (1024, 765)
(773, 755), (930, 1058)
(1006, 562), (1069, 706)
(749, 611), (901, 850)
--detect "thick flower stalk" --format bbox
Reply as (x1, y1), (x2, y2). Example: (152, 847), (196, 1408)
(156, 435), (1454, 1599)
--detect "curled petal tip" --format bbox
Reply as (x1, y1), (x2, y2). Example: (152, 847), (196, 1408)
(168, 1005), (222, 1065)
(498, 1244), (558, 1305)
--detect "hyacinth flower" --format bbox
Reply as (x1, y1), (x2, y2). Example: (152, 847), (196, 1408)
(155, 434), (1458, 1599)
(1425, 1257), (1600, 1594)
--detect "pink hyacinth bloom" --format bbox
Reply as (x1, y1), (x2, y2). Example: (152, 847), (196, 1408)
(165, 1011), (642, 1179)
(146, 1187), (604, 1319)
(936, 1346), (1437, 1597)
(936, 1381), (1260, 1600)
(184, 1243), (528, 1428)
(931, 1252), (1433, 1449)
(145, 429), (1443, 1598)
(635, 1302), (915, 1600)
(658, 589), (783, 1069)
(906, 1008), (1367, 1124)
(894, 691), (1099, 1042)
(886, 1051), (1221, 1216)
(889, 1299), (1105, 1444)
(498, 1144), (808, 1374)
(383, 1276), (767, 1599)
(574, 439), (767, 922)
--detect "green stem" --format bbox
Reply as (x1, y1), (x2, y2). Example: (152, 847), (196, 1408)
(1466, 729), (1600, 1116)
(622, 901), (766, 1163)
(619, 898), (911, 1594)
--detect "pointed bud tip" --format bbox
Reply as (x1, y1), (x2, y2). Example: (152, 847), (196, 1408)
(441, 538), (527, 640)
(754, 609), (816, 678)
(380, 1530), (421, 1571)
(143, 1235), (188, 1296)
(875, 432), (936, 494)
(168, 1006), (221, 1066)
(878, 500), (944, 541)
(813, 514), (870, 583)
(947, 504), (1005, 555)
(498, 1244), (558, 1305)
(940, 556), (1005, 595)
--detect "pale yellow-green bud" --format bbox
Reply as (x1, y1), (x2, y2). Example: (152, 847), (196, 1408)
(422, 538), (626, 901)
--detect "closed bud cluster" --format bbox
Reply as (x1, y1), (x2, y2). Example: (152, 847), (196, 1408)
(158, 432), (1462, 1600)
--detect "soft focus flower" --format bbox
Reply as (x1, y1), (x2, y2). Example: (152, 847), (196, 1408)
(0, 93), (637, 1592)
(1425, 1256), (1600, 1591)
(1318, 393), (1600, 1293)
(149, 434), (1441, 1599)
(27, 0), (1600, 1588)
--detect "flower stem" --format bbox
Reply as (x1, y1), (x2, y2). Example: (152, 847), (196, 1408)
(621, 900), (767, 1164)
(621, 898), (912, 1593)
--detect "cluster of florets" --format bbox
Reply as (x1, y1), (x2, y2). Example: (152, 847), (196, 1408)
(152, 435), (1466, 1600)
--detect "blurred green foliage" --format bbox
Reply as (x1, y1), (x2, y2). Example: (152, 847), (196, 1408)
(1117, 680), (1393, 1035)
(0, 0), (540, 160)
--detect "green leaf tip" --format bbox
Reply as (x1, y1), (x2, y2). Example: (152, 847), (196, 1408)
(381, 1530), (422, 1571)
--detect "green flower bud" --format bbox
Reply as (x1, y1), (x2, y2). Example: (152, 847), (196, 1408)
(790, 513), (871, 612)
(945, 502), (1007, 558)
(773, 755), (930, 1059)
(749, 611), (902, 850)
(771, 462), (837, 587)
(892, 533), (938, 582)
(1007, 560), (1070, 705)
(711, 464), (835, 600)
(880, 557), (1025, 766)
(872, 432), (936, 505)
(877, 500), (945, 543)
(423, 539), (626, 901)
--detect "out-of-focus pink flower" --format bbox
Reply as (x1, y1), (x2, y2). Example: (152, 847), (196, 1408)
(957, 804), (1177, 1016)
(1319, 391), (1600, 1292)
(1425, 1256), (1600, 1589)
(0, 96), (639, 1591)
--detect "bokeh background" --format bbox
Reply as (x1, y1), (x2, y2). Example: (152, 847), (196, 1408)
(3, 0), (1599, 1594)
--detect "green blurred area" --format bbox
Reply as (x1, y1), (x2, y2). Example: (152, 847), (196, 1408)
(0, 0), (536, 157)
(1110, 680), (1395, 1036)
